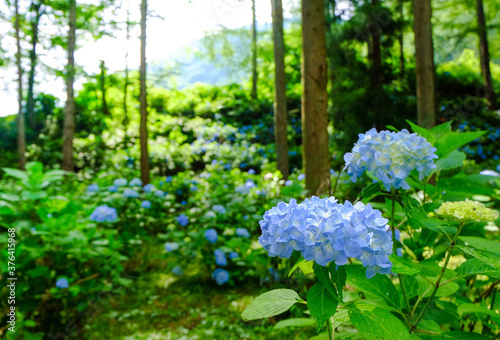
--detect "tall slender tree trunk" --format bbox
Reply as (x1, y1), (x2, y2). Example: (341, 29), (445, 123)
(139, 0), (150, 184)
(99, 60), (110, 116)
(62, 0), (76, 171)
(413, 0), (435, 129)
(271, 0), (288, 179)
(476, 0), (497, 110)
(301, 0), (329, 196)
(15, 0), (26, 170)
(251, 0), (258, 100)
(123, 0), (130, 145)
(398, 0), (405, 77)
(26, 1), (44, 132)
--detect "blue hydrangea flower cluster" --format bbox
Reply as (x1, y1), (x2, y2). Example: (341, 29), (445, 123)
(344, 128), (438, 191)
(212, 205), (226, 214)
(205, 229), (218, 243)
(235, 228), (250, 238)
(141, 200), (151, 209)
(143, 184), (155, 192)
(214, 249), (227, 266)
(123, 188), (139, 198)
(87, 184), (99, 192)
(172, 265), (183, 276)
(55, 278), (69, 288)
(164, 242), (179, 252)
(129, 178), (143, 187)
(177, 214), (189, 227)
(212, 268), (230, 285)
(258, 196), (393, 279)
(89, 205), (118, 222)
(114, 178), (127, 186)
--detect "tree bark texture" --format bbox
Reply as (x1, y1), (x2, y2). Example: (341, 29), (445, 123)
(62, 0), (76, 171)
(301, 0), (330, 196)
(15, 0), (26, 170)
(271, 0), (289, 179)
(476, 0), (497, 110)
(139, 0), (150, 184)
(413, 0), (436, 129)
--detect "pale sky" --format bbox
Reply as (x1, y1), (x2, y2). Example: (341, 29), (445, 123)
(0, 0), (298, 117)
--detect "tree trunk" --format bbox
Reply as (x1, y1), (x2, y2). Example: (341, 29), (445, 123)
(62, 0), (76, 171)
(271, 0), (288, 179)
(398, 0), (405, 77)
(123, 0), (130, 146)
(26, 1), (44, 133)
(251, 0), (258, 100)
(413, 0), (435, 129)
(476, 0), (497, 110)
(139, 0), (150, 184)
(301, 0), (329, 196)
(15, 0), (26, 170)
(99, 60), (110, 116)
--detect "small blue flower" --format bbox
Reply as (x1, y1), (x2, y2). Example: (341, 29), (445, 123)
(243, 215), (249, 220)
(285, 180), (292, 186)
(114, 178), (127, 187)
(56, 278), (69, 288)
(235, 228), (250, 238)
(212, 205), (226, 214)
(164, 242), (179, 252)
(212, 268), (230, 285)
(235, 185), (250, 195)
(245, 180), (256, 188)
(87, 184), (99, 192)
(176, 189), (183, 195)
(166, 176), (173, 183)
(123, 188), (139, 198)
(248, 169), (256, 174)
(181, 200), (187, 206)
(172, 266), (183, 276)
(90, 205), (118, 222)
(159, 181), (164, 186)
(205, 229), (218, 243)
(214, 249), (227, 266)
(298, 174), (305, 181)
(177, 214), (189, 227)
(108, 185), (118, 192)
(141, 200), (151, 209)
(228, 252), (238, 259)
(154, 190), (164, 197)
(129, 178), (143, 187)
(143, 184), (155, 192)
(47, 213), (52, 218)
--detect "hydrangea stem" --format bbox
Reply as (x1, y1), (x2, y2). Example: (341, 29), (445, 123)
(326, 316), (335, 340)
(411, 221), (465, 332)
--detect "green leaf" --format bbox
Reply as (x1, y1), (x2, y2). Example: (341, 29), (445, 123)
(345, 265), (400, 309)
(348, 302), (411, 340)
(415, 276), (459, 297)
(406, 120), (435, 145)
(307, 282), (338, 330)
(459, 237), (500, 255)
(390, 255), (421, 275)
(273, 318), (317, 329)
(329, 265), (347, 302)
(361, 182), (382, 202)
(430, 121), (452, 139)
(331, 308), (350, 329)
(2, 168), (28, 181)
(241, 289), (304, 321)
(434, 131), (486, 158)
(457, 303), (500, 324)
(456, 258), (500, 278)
(289, 257), (307, 277)
(299, 260), (314, 275)
(457, 245), (500, 270)
(417, 320), (442, 333)
(418, 331), (492, 339)
(0, 193), (20, 202)
(433, 150), (466, 172)
(313, 263), (338, 301)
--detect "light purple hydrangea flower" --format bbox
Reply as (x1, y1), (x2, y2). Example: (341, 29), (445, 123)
(114, 178), (127, 187)
(177, 214), (189, 227)
(285, 180), (293, 186)
(344, 128), (438, 191)
(87, 184), (99, 192)
(141, 200), (151, 209)
(154, 190), (164, 197)
(298, 174), (305, 181)
(212, 205), (226, 214)
(90, 205), (118, 222)
(258, 196), (393, 279)
(56, 278), (69, 288)
(129, 178), (143, 187)
(235, 228), (250, 238)
(214, 249), (227, 266)
(248, 169), (256, 174)
(164, 242), (179, 252)
(123, 188), (139, 198)
(143, 184), (155, 192)
(108, 185), (118, 192)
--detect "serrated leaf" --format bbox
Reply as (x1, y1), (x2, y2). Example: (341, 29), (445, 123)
(434, 131), (486, 158)
(459, 237), (500, 255)
(331, 308), (349, 329)
(457, 303), (500, 324)
(313, 262), (338, 302)
(307, 282), (338, 330)
(273, 318), (317, 329)
(345, 265), (400, 309)
(241, 289), (303, 321)
(361, 182), (382, 202)
(348, 302), (411, 340)
(407, 120), (435, 145)
(457, 245), (500, 270)
(430, 121), (452, 139)
(390, 255), (421, 275)
(433, 150), (466, 172)
(329, 265), (347, 302)
(415, 276), (459, 297)
(417, 320), (442, 333)
(456, 258), (500, 278)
